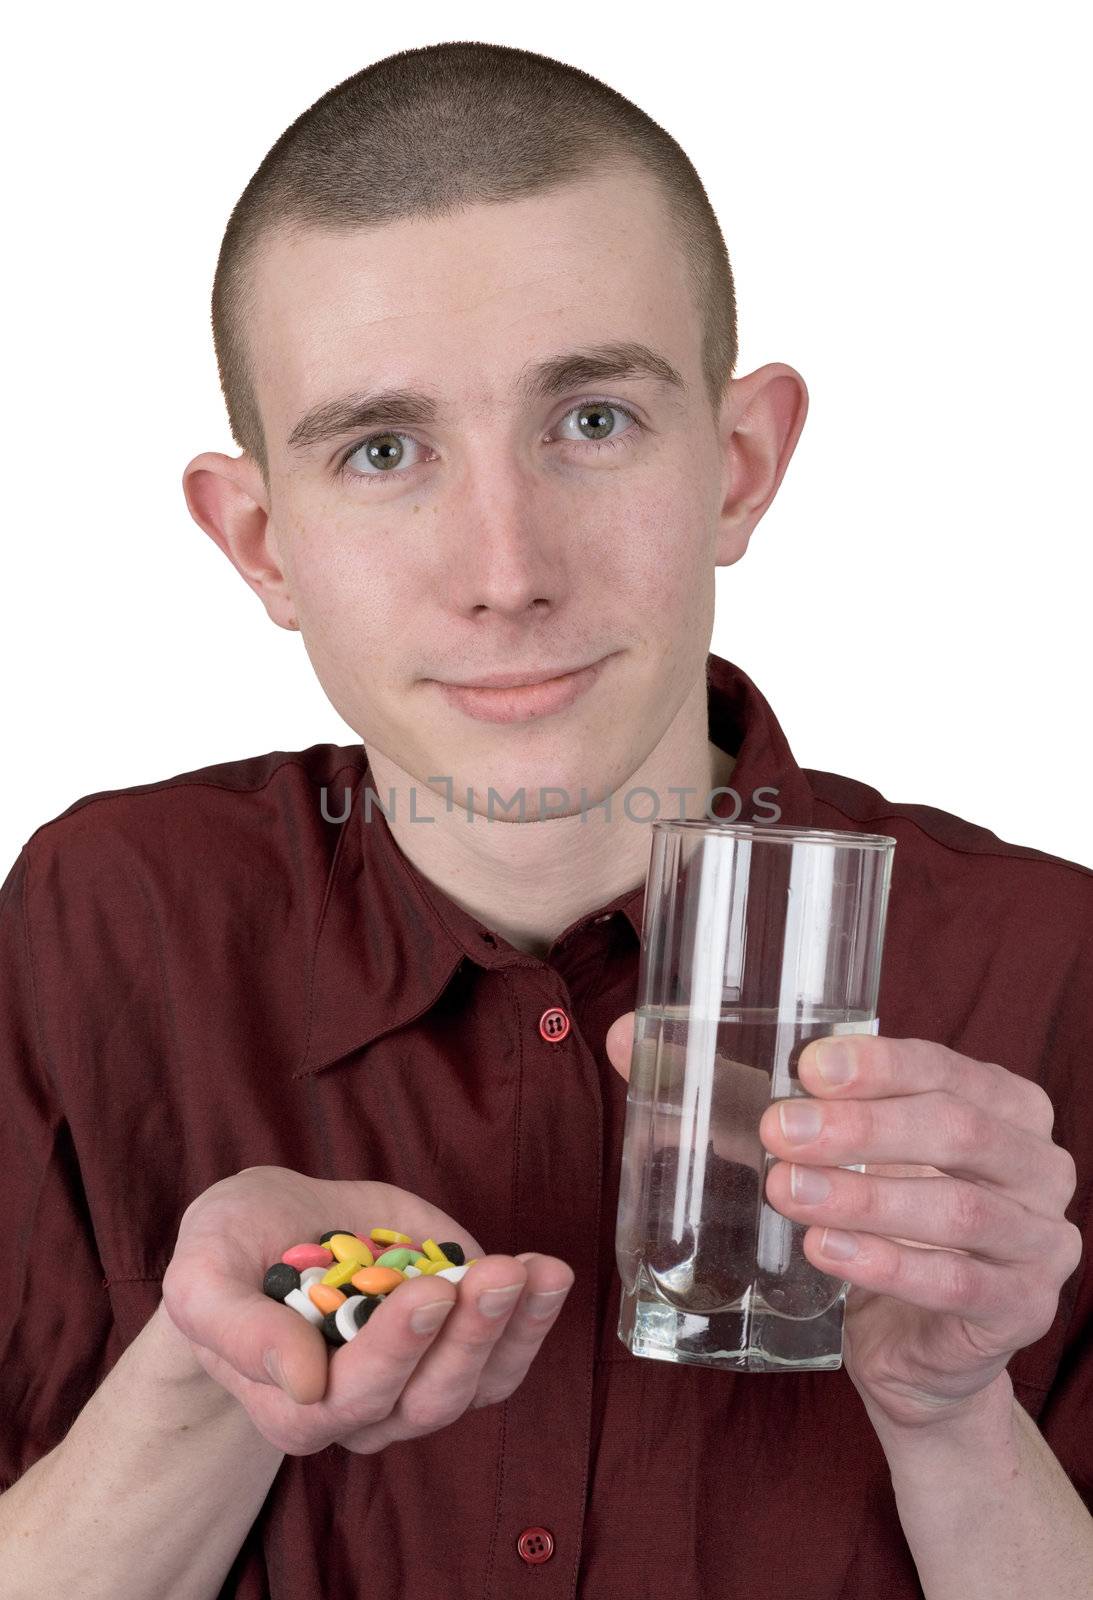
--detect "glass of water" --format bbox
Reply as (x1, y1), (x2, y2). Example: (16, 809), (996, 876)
(615, 821), (896, 1373)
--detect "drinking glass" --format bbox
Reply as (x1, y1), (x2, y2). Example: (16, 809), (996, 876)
(615, 821), (896, 1372)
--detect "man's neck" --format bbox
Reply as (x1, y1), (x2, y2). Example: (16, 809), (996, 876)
(363, 688), (736, 959)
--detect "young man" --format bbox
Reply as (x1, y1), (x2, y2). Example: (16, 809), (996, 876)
(1, 41), (1090, 1600)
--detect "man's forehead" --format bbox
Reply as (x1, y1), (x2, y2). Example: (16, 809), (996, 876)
(247, 177), (695, 439)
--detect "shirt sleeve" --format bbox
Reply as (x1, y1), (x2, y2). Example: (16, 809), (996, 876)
(0, 844), (118, 1492)
(1020, 921), (1093, 1513)
(1031, 1166), (1093, 1512)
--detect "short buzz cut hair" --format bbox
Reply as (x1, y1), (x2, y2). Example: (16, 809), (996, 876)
(211, 40), (739, 487)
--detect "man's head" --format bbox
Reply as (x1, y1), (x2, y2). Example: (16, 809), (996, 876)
(184, 41), (806, 822)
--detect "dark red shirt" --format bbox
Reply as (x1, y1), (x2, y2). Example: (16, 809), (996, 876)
(2, 652), (1090, 1599)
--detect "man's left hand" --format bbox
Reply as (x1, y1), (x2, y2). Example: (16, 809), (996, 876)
(605, 1015), (1083, 1431)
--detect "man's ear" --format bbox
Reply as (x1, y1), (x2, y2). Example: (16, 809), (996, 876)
(713, 363), (810, 568)
(181, 451), (298, 631)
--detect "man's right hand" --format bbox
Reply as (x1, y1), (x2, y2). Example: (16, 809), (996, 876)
(160, 1165), (574, 1457)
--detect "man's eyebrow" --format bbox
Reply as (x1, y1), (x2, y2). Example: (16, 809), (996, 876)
(285, 340), (687, 455)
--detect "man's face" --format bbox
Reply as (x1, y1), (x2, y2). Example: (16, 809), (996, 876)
(245, 166), (735, 816)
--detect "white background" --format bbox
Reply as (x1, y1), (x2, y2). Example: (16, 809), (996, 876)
(3, 2), (1090, 869)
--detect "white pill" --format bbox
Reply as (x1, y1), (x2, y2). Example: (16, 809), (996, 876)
(299, 1266), (328, 1289)
(335, 1298), (363, 1342)
(284, 1286), (324, 1325)
(435, 1264), (470, 1282)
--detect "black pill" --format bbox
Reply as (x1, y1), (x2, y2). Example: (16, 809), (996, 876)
(353, 1296), (381, 1329)
(438, 1241), (465, 1266)
(263, 1263), (301, 1301)
(319, 1229), (357, 1247)
(320, 1310), (346, 1347)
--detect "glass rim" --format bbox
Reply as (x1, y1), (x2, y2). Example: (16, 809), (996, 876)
(651, 819), (897, 850)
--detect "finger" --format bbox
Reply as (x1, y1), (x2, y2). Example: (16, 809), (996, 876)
(634, 1029), (773, 1172)
(323, 1257), (539, 1435)
(796, 1035), (1057, 1140)
(388, 1256), (575, 1434)
(162, 1252), (331, 1406)
(758, 1088), (1075, 1217)
(605, 1012), (635, 1078)
(462, 1254), (575, 1408)
(796, 1221), (1072, 1346)
(764, 1160), (1069, 1266)
(345, 1256), (529, 1440)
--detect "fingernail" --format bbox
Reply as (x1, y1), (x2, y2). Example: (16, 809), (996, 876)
(790, 1163), (832, 1203)
(411, 1300), (454, 1334)
(813, 1039), (856, 1084)
(820, 1228), (859, 1260)
(779, 1100), (824, 1143)
(526, 1287), (570, 1320)
(478, 1284), (523, 1317)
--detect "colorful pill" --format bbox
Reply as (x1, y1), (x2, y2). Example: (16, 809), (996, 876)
(374, 1248), (421, 1271)
(321, 1259), (365, 1289)
(418, 1238), (444, 1263)
(327, 1233), (375, 1264)
(309, 1283), (348, 1314)
(265, 1230), (489, 1337)
(281, 1243), (334, 1270)
(370, 1227), (413, 1245)
(350, 1265), (406, 1295)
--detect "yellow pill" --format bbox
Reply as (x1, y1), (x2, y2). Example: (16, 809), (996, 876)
(328, 1233), (374, 1264)
(322, 1259), (364, 1288)
(420, 1238), (455, 1267)
(370, 1228), (412, 1245)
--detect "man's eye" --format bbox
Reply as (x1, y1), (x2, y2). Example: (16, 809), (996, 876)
(336, 399), (641, 485)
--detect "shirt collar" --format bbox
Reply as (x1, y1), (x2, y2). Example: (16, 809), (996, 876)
(292, 651), (814, 1078)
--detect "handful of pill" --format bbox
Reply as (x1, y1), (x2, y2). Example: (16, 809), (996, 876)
(262, 1227), (480, 1349)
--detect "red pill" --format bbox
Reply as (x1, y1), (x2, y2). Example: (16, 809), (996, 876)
(282, 1243), (335, 1271)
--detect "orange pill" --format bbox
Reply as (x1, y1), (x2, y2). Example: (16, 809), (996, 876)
(350, 1265), (406, 1295)
(309, 1283), (347, 1313)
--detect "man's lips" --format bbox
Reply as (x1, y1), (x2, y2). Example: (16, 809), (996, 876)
(430, 655), (613, 723)
(435, 659), (606, 689)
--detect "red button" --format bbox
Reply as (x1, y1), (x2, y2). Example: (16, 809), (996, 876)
(516, 1527), (555, 1564)
(538, 1006), (570, 1042)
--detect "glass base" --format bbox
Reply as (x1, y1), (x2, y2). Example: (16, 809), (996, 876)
(617, 1272), (848, 1372)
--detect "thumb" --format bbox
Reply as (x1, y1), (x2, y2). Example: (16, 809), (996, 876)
(604, 1011), (636, 1080)
(164, 1259), (329, 1406)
